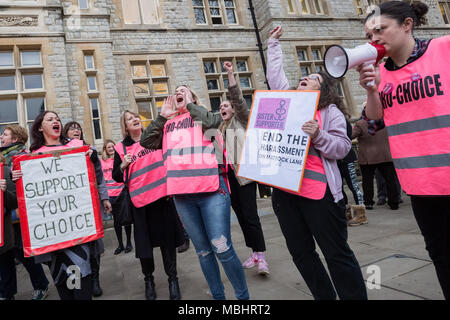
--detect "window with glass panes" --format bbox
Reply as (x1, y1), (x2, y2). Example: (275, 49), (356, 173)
(83, 52), (103, 141)
(439, 1), (450, 24)
(296, 45), (351, 111)
(286, 0), (326, 15)
(353, 0), (380, 15)
(0, 47), (45, 138)
(193, 0), (238, 25)
(203, 57), (254, 112)
(131, 60), (169, 128)
(78, 0), (89, 9)
(122, 0), (159, 25)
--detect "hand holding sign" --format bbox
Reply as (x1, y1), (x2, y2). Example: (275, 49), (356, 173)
(302, 120), (320, 139)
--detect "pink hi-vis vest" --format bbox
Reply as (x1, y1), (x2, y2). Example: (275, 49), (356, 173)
(163, 111), (219, 195)
(378, 36), (450, 196)
(115, 141), (167, 208)
(100, 158), (124, 198)
(287, 109), (327, 200)
(34, 139), (84, 153)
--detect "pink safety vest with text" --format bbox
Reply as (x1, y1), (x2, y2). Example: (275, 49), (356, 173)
(100, 158), (124, 198)
(163, 111), (219, 195)
(378, 36), (450, 195)
(115, 141), (167, 207)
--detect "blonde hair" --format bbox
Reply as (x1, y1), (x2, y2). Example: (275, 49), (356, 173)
(4, 124), (28, 144)
(120, 110), (143, 139)
(175, 84), (202, 106)
(102, 139), (116, 161)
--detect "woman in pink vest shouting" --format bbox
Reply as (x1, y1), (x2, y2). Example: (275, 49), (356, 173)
(141, 87), (249, 300)
(267, 26), (367, 300)
(358, 1), (450, 299)
(112, 110), (185, 300)
(100, 139), (132, 256)
(184, 61), (270, 276)
(13, 111), (102, 300)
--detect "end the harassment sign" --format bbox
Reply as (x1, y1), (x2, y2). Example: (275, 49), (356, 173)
(237, 90), (320, 192)
(13, 146), (103, 257)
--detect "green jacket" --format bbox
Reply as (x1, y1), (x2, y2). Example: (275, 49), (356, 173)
(140, 108), (225, 168)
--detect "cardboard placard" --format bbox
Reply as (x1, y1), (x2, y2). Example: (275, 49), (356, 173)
(13, 146), (103, 257)
(237, 90), (320, 192)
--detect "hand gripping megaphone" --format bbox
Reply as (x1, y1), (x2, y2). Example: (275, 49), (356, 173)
(324, 43), (386, 87)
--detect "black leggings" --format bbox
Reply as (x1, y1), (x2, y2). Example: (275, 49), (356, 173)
(55, 275), (93, 300)
(114, 223), (132, 248)
(228, 169), (266, 252)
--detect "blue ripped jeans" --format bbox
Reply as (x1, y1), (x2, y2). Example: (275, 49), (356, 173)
(173, 175), (249, 300)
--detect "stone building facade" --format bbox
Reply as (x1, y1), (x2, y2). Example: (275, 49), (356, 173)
(0, 0), (448, 149)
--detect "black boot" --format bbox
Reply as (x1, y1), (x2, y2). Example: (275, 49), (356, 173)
(91, 256), (103, 297)
(145, 277), (157, 300)
(177, 239), (190, 253)
(169, 279), (181, 300)
(92, 277), (103, 297)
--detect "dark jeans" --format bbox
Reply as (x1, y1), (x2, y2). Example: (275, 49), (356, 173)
(0, 247), (49, 299)
(375, 168), (402, 202)
(228, 169), (266, 252)
(140, 246), (178, 282)
(271, 187), (367, 300)
(360, 162), (400, 208)
(55, 275), (92, 300)
(411, 195), (450, 300)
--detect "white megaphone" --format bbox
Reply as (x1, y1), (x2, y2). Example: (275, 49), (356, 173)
(324, 43), (386, 87)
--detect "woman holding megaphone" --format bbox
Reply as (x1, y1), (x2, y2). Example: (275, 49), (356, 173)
(357, 1), (450, 300)
(267, 26), (367, 300)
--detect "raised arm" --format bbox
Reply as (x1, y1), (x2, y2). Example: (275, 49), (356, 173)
(267, 26), (290, 91)
(223, 61), (249, 124)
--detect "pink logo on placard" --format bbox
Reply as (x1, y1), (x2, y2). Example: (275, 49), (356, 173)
(255, 98), (290, 130)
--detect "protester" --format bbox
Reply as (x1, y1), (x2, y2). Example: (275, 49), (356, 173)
(112, 110), (184, 300)
(0, 155), (19, 300)
(337, 117), (365, 224)
(100, 139), (133, 255)
(375, 168), (403, 206)
(351, 114), (400, 217)
(267, 25), (367, 300)
(11, 111), (101, 300)
(0, 125), (50, 300)
(185, 61), (269, 275)
(62, 121), (112, 298)
(141, 86), (250, 300)
(358, 1), (450, 299)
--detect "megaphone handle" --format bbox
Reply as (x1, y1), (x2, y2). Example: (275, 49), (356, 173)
(364, 62), (375, 87)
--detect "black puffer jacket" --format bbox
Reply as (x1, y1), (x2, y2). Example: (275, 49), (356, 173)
(0, 166), (18, 255)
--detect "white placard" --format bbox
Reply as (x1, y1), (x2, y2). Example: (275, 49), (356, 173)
(20, 152), (98, 251)
(237, 90), (320, 192)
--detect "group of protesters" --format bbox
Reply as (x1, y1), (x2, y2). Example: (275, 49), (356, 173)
(0, 1), (449, 301)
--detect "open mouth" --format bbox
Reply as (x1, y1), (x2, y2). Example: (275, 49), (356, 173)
(300, 81), (308, 87)
(221, 111), (227, 117)
(176, 96), (184, 103)
(52, 124), (60, 132)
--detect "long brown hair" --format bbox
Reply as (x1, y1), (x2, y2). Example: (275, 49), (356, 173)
(316, 71), (346, 115)
(30, 111), (68, 152)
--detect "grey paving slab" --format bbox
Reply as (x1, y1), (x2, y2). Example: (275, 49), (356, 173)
(13, 195), (444, 300)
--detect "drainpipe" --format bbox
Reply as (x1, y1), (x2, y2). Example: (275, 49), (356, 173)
(248, 0), (270, 89)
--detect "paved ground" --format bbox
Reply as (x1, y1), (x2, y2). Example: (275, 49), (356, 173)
(14, 188), (444, 300)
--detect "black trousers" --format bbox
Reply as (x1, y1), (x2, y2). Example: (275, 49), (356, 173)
(140, 246), (178, 282)
(411, 195), (450, 300)
(271, 187), (367, 300)
(338, 161), (363, 205)
(375, 168), (402, 202)
(360, 162), (400, 208)
(228, 169), (266, 252)
(55, 275), (92, 300)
